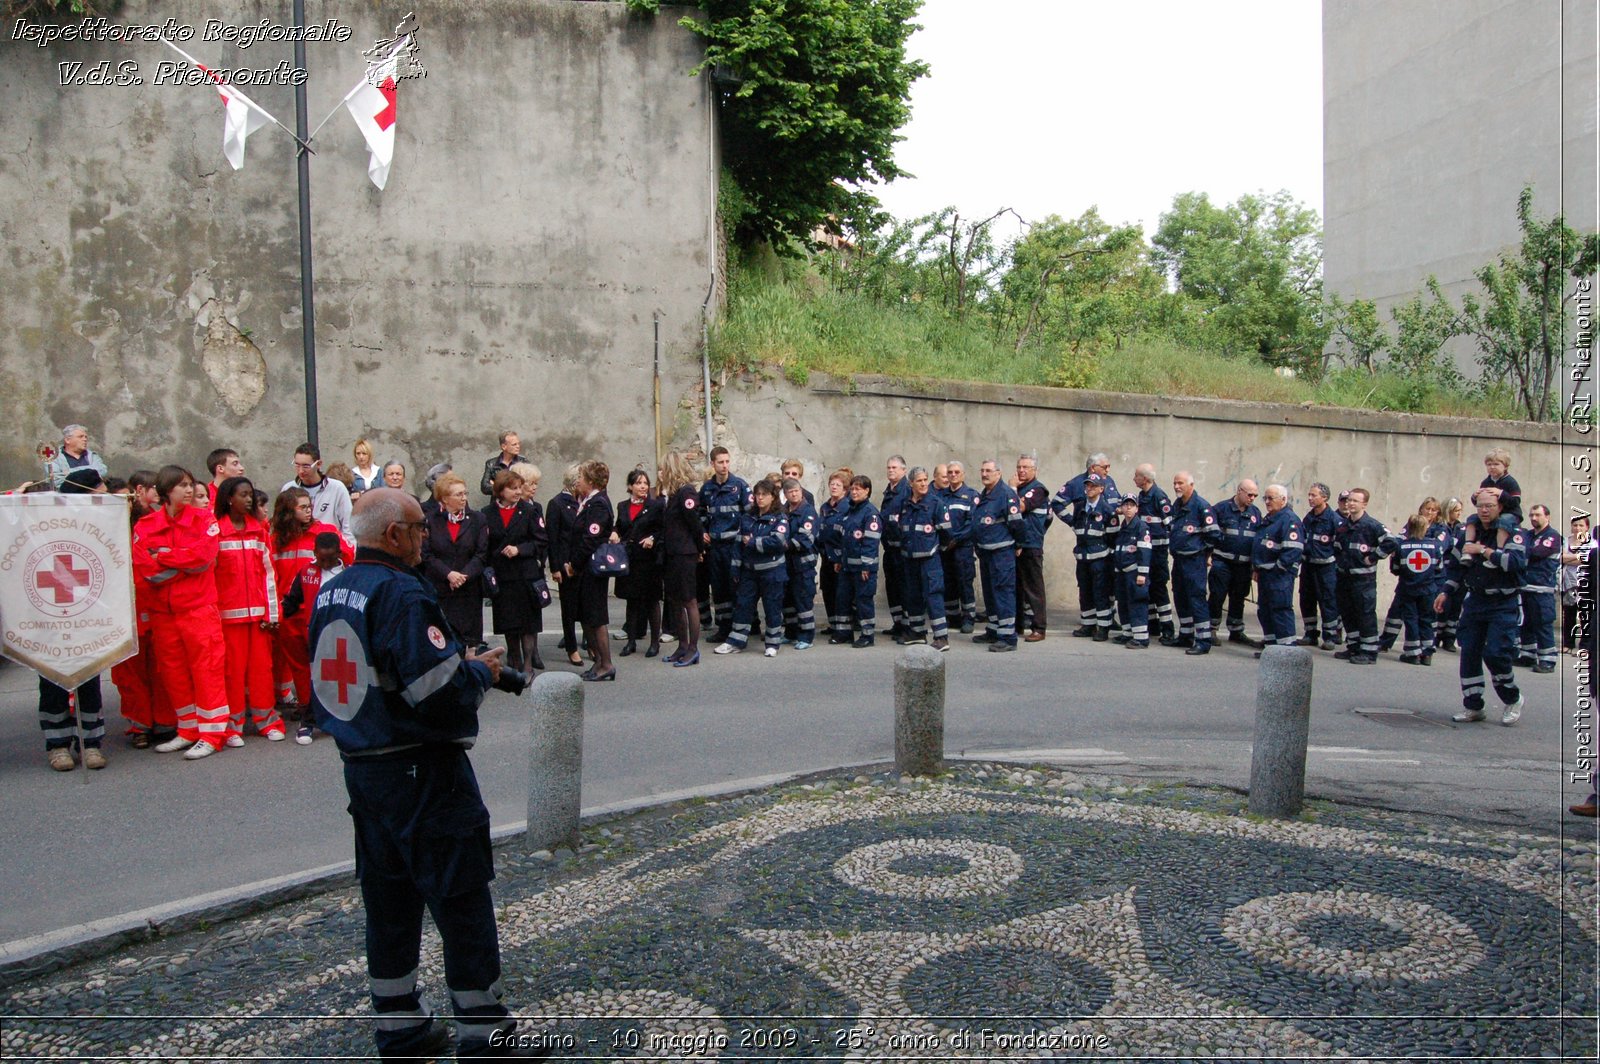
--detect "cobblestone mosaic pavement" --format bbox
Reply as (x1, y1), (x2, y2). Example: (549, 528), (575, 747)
(3, 765), (1597, 1061)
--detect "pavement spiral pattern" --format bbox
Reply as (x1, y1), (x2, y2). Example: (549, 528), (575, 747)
(1, 766), (1595, 1061)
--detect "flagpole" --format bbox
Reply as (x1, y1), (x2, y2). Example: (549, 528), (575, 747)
(293, 0), (320, 450)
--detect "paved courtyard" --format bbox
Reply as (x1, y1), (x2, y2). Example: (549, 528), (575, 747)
(2, 764), (1595, 1061)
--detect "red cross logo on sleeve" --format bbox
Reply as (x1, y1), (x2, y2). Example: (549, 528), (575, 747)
(35, 554), (90, 604)
(321, 638), (359, 705)
(1404, 549), (1433, 573)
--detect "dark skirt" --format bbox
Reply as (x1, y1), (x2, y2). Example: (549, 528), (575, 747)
(578, 571), (610, 629)
(663, 554), (698, 607)
(490, 579), (543, 634)
(439, 590), (485, 645)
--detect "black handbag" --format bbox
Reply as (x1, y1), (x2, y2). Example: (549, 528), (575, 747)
(482, 566), (500, 596)
(589, 543), (629, 576)
(531, 578), (552, 607)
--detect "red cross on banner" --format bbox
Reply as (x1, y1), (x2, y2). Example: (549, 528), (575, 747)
(321, 636), (359, 704)
(36, 554), (91, 604)
(1405, 549), (1432, 573)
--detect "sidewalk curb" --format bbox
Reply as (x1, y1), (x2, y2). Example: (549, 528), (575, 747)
(0, 769), (815, 990)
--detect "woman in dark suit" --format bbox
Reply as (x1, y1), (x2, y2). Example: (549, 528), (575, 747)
(482, 467), (549, 673)
(546, 464), (582, 665)
(422, 472), (489, 648)
(563, 460), (616, 680)
(658, 451), (706, 667)
(611, 468), (665, 657)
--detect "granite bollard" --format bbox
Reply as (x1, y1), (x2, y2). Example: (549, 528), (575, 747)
(527, 671), (584, 851)
(1248, 644), (1314, 817)
(894, 645), (945, 776)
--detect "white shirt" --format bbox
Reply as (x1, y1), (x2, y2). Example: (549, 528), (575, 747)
(282, 474), (352, 537)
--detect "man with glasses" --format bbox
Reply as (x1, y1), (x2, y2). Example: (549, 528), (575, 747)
(309, 488), (533, 1059)
(1333, 487), (1389, 664)
(282, 442), (352, 539)
(1208, 480), (1262, 645)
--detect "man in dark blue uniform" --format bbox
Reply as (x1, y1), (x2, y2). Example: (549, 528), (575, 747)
(1437, 489), (1526, 724)
(1110, 492), (1153, 648)
(837, 475), (883, 647)
(972, 459), (1025, 652)
(1067, 473), (1116, 640)
(1163, 470), (1218, 655)
(880, 455), (911, 637)
(1131, 464), (1175, 640)
(310, 488), (535, 1060)
(1014, 453), (1052, 640)
(899, 466), (952, 650)
(1520, 504), (1563, 673)
(699, 446), (748, 643)
(1208, 480), (1262, 645)
(1251, 485), (1304, 652)
(939, 461), (980, 634)
(1296, 483), (1342, 650)
(1333, 487), (1390, 664)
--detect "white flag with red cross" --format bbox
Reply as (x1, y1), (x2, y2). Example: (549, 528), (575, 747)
(342, 40), (406, 190)
(201, 64), (275, 170)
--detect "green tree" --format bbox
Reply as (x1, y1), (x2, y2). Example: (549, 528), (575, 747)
(682, 0), (929, 247)
(1151, 190), (1328, 368)
(1387, 277), (1463, 388)
(1325, 295), (1386, 374)
(998, 209), (1151, 354)
(1458, 186), (1594, 421)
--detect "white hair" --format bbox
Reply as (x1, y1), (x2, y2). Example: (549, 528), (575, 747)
(350, 492), (409, 544)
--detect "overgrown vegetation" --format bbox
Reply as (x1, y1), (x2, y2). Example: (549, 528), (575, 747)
(710, 183), (1591, 423)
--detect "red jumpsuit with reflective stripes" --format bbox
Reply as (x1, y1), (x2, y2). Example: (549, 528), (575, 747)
(271, 522), (351, 704)
(215, 516), (284, 739)
(111, 601), (174, 734)
(132, 506), (229, 748)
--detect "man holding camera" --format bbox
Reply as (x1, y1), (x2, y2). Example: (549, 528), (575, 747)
(310, 487), (536, 1060)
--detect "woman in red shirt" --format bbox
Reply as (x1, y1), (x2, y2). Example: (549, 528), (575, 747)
(132, 466), (230, 760)
(269, 487), (351, 709)
(214, 477), (286, 745)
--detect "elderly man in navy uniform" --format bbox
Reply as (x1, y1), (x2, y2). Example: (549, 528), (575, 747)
(1014, 452), (1052, 640)
(1207, 480), (1262, 645)
(310, 488), (539, 1060)
(1436, 489), (1527, 725)
(972, 459), (1025, 652)
(1251, 485), (1304, 653)
(1296, 483), (1343, 650)
(939, 461), (980, 634)
(1131, 464), (1175, 640)
(880, 455), (912, 637)
(1162, 470), (1218, 655)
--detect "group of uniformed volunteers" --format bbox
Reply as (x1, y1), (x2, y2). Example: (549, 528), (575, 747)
(680, 444), (1585, 732)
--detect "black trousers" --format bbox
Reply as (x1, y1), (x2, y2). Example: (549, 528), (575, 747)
(1016, 548), (1046, 632)
(1208, 557), (1252, 634)
(344, 749), (512, 1058)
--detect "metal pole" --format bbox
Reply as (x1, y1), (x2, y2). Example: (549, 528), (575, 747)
(653, 313), (663, 468)
(293, 0), (319, 450)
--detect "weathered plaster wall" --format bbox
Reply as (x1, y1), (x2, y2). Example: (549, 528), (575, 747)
(0, 0), (715, 489)
(707, 374), (1583, 605)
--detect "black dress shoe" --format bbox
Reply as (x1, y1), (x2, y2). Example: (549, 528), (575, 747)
(1227, 631), (1250, 645)
(1186, 643), (1211, 655)
(529, 651), (545, 671)
(959, 619), (975, 634)
(581, 668), (617, 681)
(828, 632), (853, 644)
(972, 631), (998, 643)
(645, 643), (660, 658)
(1159, 635), (1192, 648)
(619, 639), (636, 657)
(1070, 626), (1095, 638)
(1092, 628), (1109, 642)
(852, 636), (875, 648)
(988, 641), (1016, 652)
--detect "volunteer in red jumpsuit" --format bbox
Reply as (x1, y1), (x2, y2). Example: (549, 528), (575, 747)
(269, 487), (351, 708)
(112, 471), (176, 747)
(132, 465), (230, 760)
(213, 477), (286, 744)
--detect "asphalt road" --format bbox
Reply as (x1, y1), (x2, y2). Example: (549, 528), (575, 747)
(0, 613), (1589, 950)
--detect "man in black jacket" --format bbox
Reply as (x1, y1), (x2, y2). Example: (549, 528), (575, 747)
(479, 431), (522, 498)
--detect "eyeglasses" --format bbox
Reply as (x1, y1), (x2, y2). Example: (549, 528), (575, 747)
(390, 520), (427, 534)
(1245, 492), (1259, 498)
(293, 460), (317, 469)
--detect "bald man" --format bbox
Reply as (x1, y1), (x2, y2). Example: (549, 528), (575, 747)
(1131, 463), (1175, 639)
(1252, 485), (1304, 651)
(1164, 471), (1219, 654)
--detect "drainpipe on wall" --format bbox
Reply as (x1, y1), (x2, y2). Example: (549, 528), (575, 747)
(653, 312), (663, 468)
(701, 66), (717, 457)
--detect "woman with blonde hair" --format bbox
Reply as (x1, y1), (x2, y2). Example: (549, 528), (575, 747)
(422, 472), (490, 648)
(349, 438), (381, 498)
(563, 460), (615, 680)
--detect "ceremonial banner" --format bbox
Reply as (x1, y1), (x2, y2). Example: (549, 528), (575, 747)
(0, 494), (137, 689)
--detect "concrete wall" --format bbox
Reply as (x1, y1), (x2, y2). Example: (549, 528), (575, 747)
(707, 373), (1581, 605)
(0, 1), (715, 493)
(1323, 0), (1598, 376)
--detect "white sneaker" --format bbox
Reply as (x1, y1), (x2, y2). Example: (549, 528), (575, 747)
(154, 736), (194, 753)
(265, 730), (286, 742)
(1500, 695), (1524, 726)
(764, 646), (777, 657)
(183, 742), (217, 760)
(225, 735), (246, 749)
(295, 726), (314, 746)
(714, 643), (737, 655)
(1452, 708), (1486, 723)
